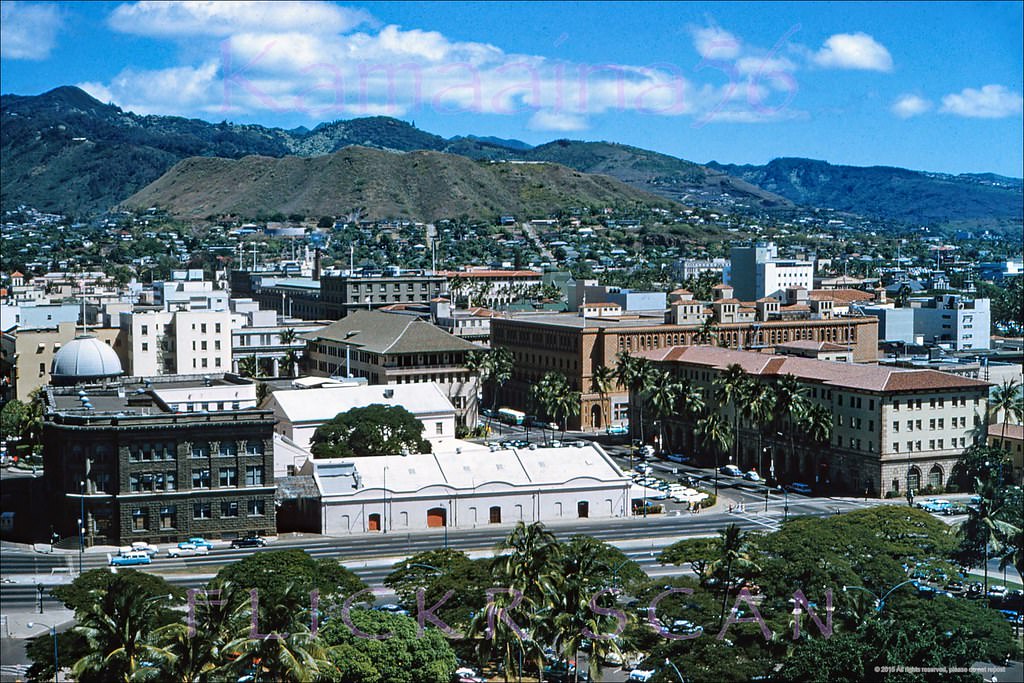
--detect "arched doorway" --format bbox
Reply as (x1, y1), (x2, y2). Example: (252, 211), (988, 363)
(577, 501), (589, 518)
(368, 513), (381, 532)
(928, 464), (943, 490)
(489, 506), (501, 524)
(907, 467), (921, 492)
(591, 404), (602, 429)
(427, 507), (447, 528)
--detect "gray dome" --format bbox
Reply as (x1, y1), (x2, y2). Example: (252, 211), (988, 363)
(51, 336), (123, 384)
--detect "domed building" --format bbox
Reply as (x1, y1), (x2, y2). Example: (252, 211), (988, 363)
(50, 335), (123, 385)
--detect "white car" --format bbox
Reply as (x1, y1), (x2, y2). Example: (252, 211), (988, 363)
(628, 669), (656, 682)
(119, 542), (159, 557)
(166, 543), (210, 558)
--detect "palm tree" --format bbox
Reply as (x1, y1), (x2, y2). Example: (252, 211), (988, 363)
(647, 370), (681, 453)
(489, 347), (515, 416)
(695, 316), (718, 345)
(614, 352), (643, 442)
(238, 355), (259, 379)
(800, 403), (834, 485)
(590, 364), (617, 431)
(697, 412), (733, 494)
(277, 328), (297, 345)
(677, 381), (706, 454)
(715, 364), (749, 468)
(990, 378), (1022, 471)
(71, 589), (174, 682)
(710, 524), (761, 627)
(953, 478), (1021, 596)
(770, 375), (808, 479)
(741, 383), (776, 477)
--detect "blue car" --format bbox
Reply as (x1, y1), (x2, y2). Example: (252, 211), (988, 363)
(110, 551), (152, 566)
(182, 537), (215, 550)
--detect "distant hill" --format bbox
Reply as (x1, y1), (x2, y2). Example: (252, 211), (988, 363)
(707, 157), (1023, 228)
(121, 146), (682, 221)
(3, 86), (1020, 229)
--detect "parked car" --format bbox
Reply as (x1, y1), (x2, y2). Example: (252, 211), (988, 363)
(606, 424), (628, 435)
(639, 445), (656, 458)
(785, 482), (813, 494)
(231, 536), (267, 549)
(635, 463), (654, 474)
(119, 542), (159, 557)
(665, 453), (690, 464)
(628, 669), (656, 682)
(943, 502), (970, 516)
(110, 551), (152, 566)
(917, 498), (952, 513)
(719, 464), (742, 477)
(184, 537), (215, 549)
(743, 470), (761, 482)
(167, 543), (209, 558)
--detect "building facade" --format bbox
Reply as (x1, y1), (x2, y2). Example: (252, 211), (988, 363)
(727, 242), (814, 301)
(320, 272), (447, 319)
(42, 367), (276, 546)
(302, 310), (482, 426)
(639, 345), (990, 497)
(909, 295), (991, 350)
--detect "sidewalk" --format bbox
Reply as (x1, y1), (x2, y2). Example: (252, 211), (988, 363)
(1, 605), (74, 639)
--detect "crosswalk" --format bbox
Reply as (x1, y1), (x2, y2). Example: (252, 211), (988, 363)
(0, 663), (30, 682)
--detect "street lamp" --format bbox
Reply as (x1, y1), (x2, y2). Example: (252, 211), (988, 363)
(78, 479), (85, 574)
(763, 446), (771, 512)
(842, 579), (918, 613)
(26, 621), (58, 683)
(664, 658), (685, 683)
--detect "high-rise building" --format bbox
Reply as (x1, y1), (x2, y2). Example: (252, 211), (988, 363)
(726, 242), (814, 301)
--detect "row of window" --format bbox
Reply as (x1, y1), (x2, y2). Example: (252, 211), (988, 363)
(130, 499), (265, 530)
(129, 466), (263, 492)
(892, 416), (968, 432)
(892, 437), (966, 453)
(129, 441), (266, 461)
(893, 396), (972, 410)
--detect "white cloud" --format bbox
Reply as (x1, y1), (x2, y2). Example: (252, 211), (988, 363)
(813, 32), (893, 72)
(940, 85), (1024, 119)
(86, 10), (799, 125)
(690, 25), (741, 60)
(108, 1), (371, 37)
(0, 1), (62, 60)
(528, 110), (587, 131)
(891, 94), (931, 118)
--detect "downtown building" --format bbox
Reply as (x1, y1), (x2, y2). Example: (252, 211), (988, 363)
(41, 336), (276, 546)
(638, 345), (991, 497)
(490, 285), (879, 432)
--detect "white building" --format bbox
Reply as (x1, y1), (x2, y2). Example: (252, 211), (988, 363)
(301, 442), (631, 535)
(909, 295), (991, 351)
(118, 309), (233, 376)
(726, 242), (814, 301)
(263, 382), (458, 456)
(153, 270), (228, 311)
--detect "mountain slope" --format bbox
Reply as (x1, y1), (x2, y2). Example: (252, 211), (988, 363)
(120, 146), (681, 221)
(708, 157), (1023, 227)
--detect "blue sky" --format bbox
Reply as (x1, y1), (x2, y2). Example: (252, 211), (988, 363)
(2, 1), (1022, 176)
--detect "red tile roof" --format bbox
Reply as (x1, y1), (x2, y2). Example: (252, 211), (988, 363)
(635, 345), (991, 393)
(809, 289), (874, 303)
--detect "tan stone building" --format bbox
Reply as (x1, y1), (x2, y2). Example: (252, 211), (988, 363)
(640, 346), (990, 497)
(988, 423), (1023, 483)
(491, 296), (879, 432)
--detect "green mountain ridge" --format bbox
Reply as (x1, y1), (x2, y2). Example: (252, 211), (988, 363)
(120, 146), (681, 221)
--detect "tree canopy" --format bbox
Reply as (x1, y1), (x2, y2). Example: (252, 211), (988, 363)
(311, 404), (431, 458)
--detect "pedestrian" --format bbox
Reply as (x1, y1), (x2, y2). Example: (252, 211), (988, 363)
(728, 503), (733, 513)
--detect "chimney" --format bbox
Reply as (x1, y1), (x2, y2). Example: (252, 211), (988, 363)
(874, 286), (886, 303)
(313, 248), (322, 281)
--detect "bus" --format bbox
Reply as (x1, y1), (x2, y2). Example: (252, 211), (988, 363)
(497, 407), (526, 425)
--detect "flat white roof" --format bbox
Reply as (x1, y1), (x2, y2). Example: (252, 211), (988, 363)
(311, 443), (628, 497)
(267, 383), (455, 424)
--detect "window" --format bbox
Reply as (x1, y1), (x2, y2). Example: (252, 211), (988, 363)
(219, 441), (237, 457)
(159, 506), (176, 529)
(938, 418), (944, 429)
(245, 440), (264, 456)
(191, 442), (210, 459)
(907, 420), (913, 431)
(915, 420), (922, 430)
(245, 465), (264, 486)
(192, 469), (211, 489)
(193, 502), (211, 519)
(165, 472), (176, 491)
(141, 325), (149, 335)
(201, 323), (207, 334)
(929, 419), (936, 430)
(129, 474), (142, 492)
(141, 342), (149, 352)
(219, 467), (238, 487)
(132, 508), (147, 531)
(893, 421), (899, 432)
(221, 501), (239, 518)
(215, 323), (221, 333)
(248, 499), (265, 516)
(435, 422), (444, 435)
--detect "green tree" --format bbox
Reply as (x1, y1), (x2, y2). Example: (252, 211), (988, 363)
(590, 363), (618, 431)
(950, 444), (1010, 490)
(310, 404), (431, 458)
(714, 363), (749, 467)
(646, 370), (680, 452)
(658, 537), (721, 587)
(952, 477), (1021, 594)
(385, 548), (494, 630)
(321, 609), (458, 683)
(0, 399), (26, 441)
(696, 412), (732, 491)
(990, 377), (1022, 450)
(214, 549), (367, 610)
(710, 524), (761, 627)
